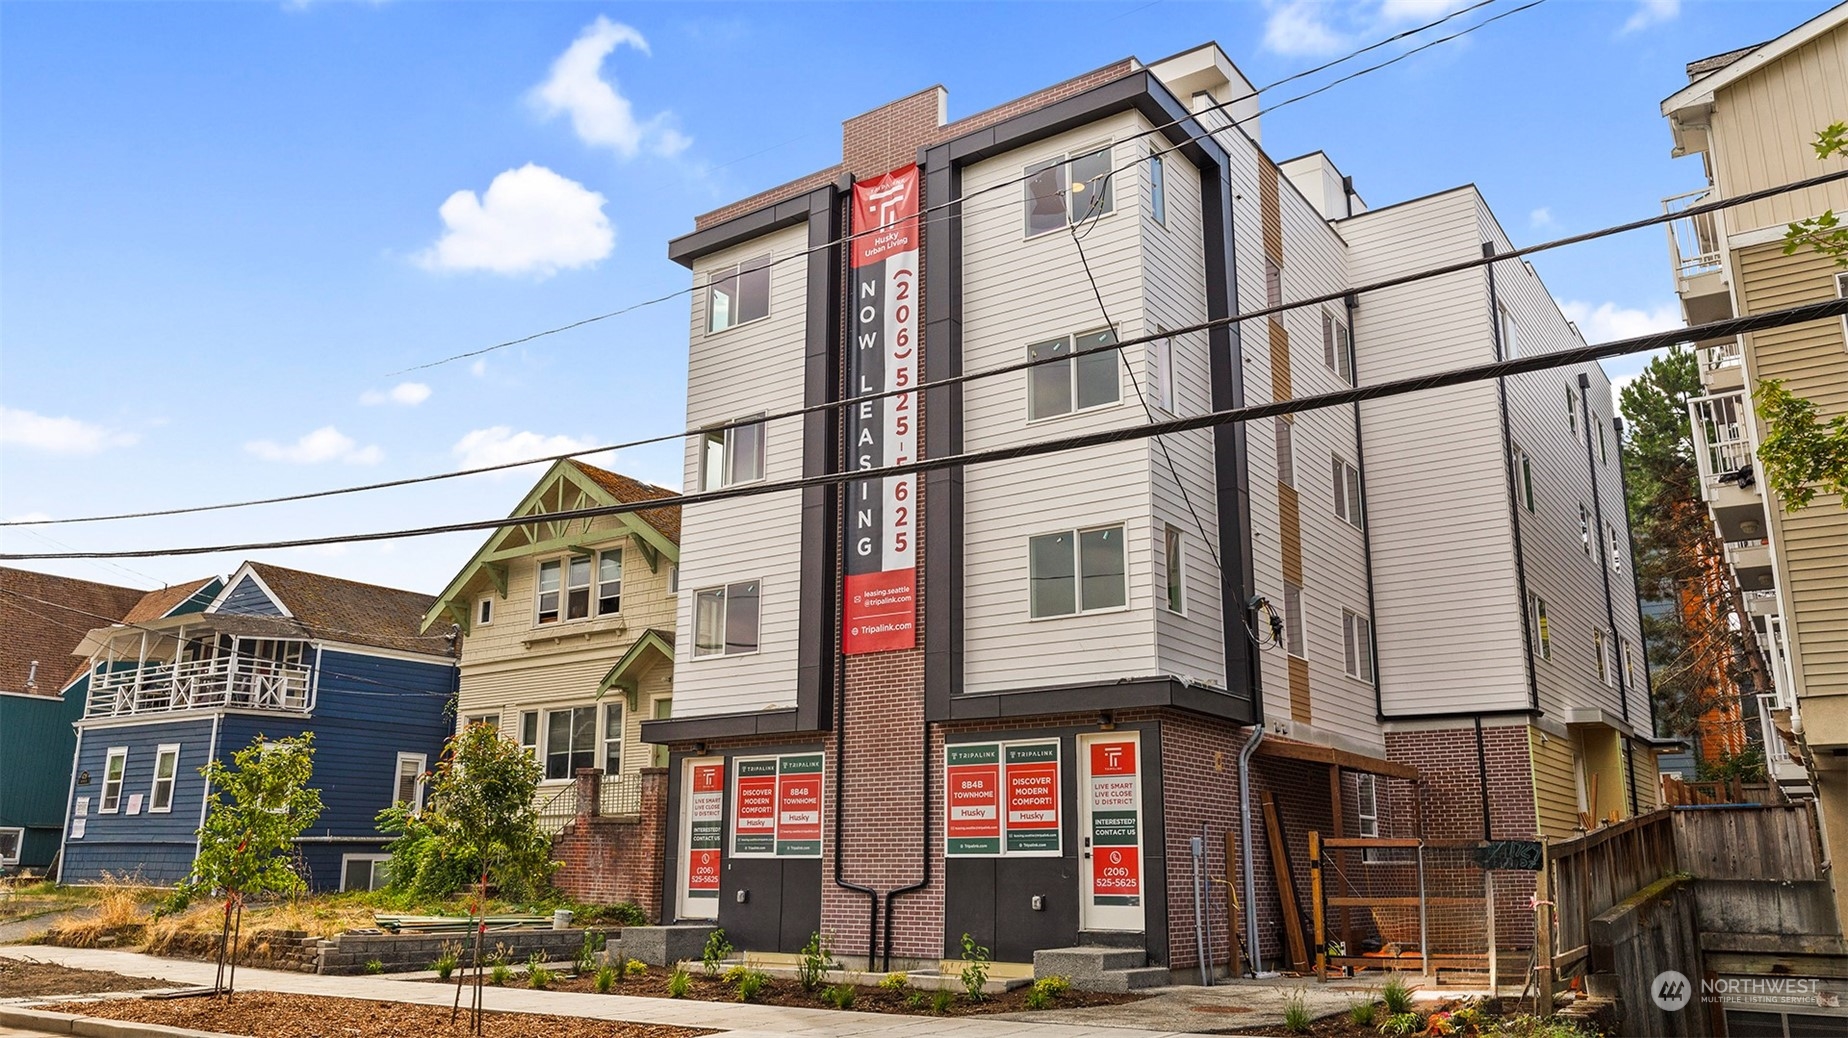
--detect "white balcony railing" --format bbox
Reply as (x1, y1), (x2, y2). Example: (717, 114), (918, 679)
(1665, 189), (1723, 279)
(1701, 338), (1743, 372)
(1688, 391), (1755, 495)
(86, 656), (312, 717)
(1757, 694), (1790, 766)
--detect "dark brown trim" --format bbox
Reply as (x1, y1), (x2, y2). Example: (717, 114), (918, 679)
(643, 708), (801, 744)
(943, 676), (1249, 725)
(797, 185), (845, 733)
(668, 179), (849, 267)
(921, 152), (964, 720)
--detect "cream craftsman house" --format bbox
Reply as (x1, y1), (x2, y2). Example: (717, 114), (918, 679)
(425, 459), (680, 827)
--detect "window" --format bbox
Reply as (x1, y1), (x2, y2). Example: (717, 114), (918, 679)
(477, 595), (494, 626)
(693, 580), (761, 657)
(1566, 386), (1578, 435)
(1155, 328), (1174, 412)
(1838, 271), (1848, 345)
(1275, 417), (1295, 487)
(1024, 148), (1114, 236)
(537, 551), (621, 624)
(598, 549), (623, 615)
(0, 828), (21, 866)
(1598, 422), (1609, 464)
(519, 711), (539, 757)
(1028, 525), (1126, 618)
(536, 559), (562, 624)
(1595, 630), (1613, 686)
(706, 254), (770, 334)
(1164, 524), (1185, 613)
(1579, 504), (1592, 557)
(1323, 310), (1352, 385)
(565, 555), (592, 621)
(1332, 456), (1363, 529)
(463, 713), (500, 733)
(340, 855), (390, 892)
(700, 418), (765, 490)
(1499, 306), (1519, 358)
(1529, 594), (1551, 661)
(1609, 524), (1623, 572)
(669, 565), (679, 594)
(395, 753), (428, 811)
(544, 707), (597, 781)
(1513, 446), (1535, 512)
(1149, 152), (1166, 225)
(1622, 638), (1639, 691)
(1283, 580), (1305, 658)
(149, 745), (180, 814)
(1355, 774), (1379, 838)
(1027, 330), (1119, 419)
(1342, 609), (1374, 681)
(100, 748), (127, 813)
(1265, 259), (1282, 309)
(602, 702), (624, 774)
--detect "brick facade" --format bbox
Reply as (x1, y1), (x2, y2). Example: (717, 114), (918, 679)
(551, 767), (669, 923)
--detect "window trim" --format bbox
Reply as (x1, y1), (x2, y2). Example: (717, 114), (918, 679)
(476, 595), (494, 627)
(1513, 445), (1535, 512)
(1023, 329), (1122, 423)
(395, 752), (429, 813)
(1027, 523), (1130, 620)
(1023, 145), (1117, 239)
(1283, 580), (1306, 660)
(534, 547), (626, 627)
(1529, 594), (1552, 662)
(1148, 151), (1167, 227)
(0, 826), (22, 866)
(692, 580), (763, 658)
(1332, 455), (1363, 529)
(339, 853), (391, 893)
(100, 747), (128, 814)
(1342, 608), (1374, 682)
(1164, 524), (1185, 614)
(704, 253), (773, 336)
(1323, 309), (1353, 385)
(149, 744), (180, 815)
(1355, 774), (1379, 838)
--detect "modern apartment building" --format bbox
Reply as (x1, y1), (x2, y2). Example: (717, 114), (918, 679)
(1661, 3), (1848, 924)
(644, 43), (1648, 980)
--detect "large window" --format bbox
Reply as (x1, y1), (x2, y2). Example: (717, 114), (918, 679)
(700, 418), (765, 490)
(100, 748), (127, 813)
(1529, 594), (1552, 661)
(1283, 580), (1305, 658)
(1028, 526), (1126, 618)
(1342, 609), (1374, 681)
(1323, 310), (1353, 385)
(536, 549), (623, 624)
(706, 254), (770, 334)
(544, 707), (597, 781)
(149, 745), (180, 814)
(693, 581), (761, 657)
(1024, 147), (1114, 236)
(1332, 455), (1363, 529)
(1164, 524), (1185, 614)
(395, 752), (428, 812)
(1027, 330), (1119, 419)
(340, 855), (390, 892)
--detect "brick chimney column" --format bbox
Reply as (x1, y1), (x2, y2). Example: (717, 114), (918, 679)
(575, 767), (602, 821)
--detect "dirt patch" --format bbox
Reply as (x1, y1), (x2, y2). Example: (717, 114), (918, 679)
(0, 957), (171, 997)
(38, 991), (711, 1038)
(440, 967), (1142, 1016)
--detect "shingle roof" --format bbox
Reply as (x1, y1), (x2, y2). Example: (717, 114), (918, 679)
(242, 562), (458, 658)
(122, 577), (219, 625)
(1686, 42), (1765, 79)
(568, 461), (681, 544)
(0, 567), (144, 696)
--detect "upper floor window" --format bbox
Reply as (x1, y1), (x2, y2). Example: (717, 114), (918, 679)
(1028, 525), (1126, 618)
(1513, 445), (1535, 512)
(1164, 524), (1185, 614)
(1332, 455), (1363, 529)
(706, 254), (771, 334)
(1275, 417), (1295, 487)
(1622, 637), (1639, 691)
(477, 595), (494, 626)
(598, 550), (623, 615)
(395, 752), (428, 812)
(536, 549), (623, 625)
(1598, 422), (1609, 465)
(100, 748), (127, 813)
(1579, 504), (1592, 557)
(150, 744), (180, 814)
(700, 418), (765, 490)
(1609, 524), (1623, 573)
(1028, 330), (1118, 420)
(1149, 153), (1166, 226)
(1566, 386), (1579, 436)
(1499, 306), (1520, 358)
(694, 580), (761, 657)
(1323, 310), (1353, 385)
(1595, 629), (1613, 687)
(1342, 609), (1374, 682)
(1024, 147), (1114, 237)
(1265, 259), (1283, 309)
(1528, 593), (1552, 661)
(1283, 580), (1305, 658)
(1155, 328), (1175, 412)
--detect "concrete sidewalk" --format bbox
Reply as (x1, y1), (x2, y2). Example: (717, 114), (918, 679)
(0, 945), (1218, 1038)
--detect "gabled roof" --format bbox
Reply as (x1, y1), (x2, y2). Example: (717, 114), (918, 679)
(598, 628), (674, 702)
(123, 577), (222, 625)
(421, 459), (681, 634)
(0, 567), (143, 696)
(211, 561), (455, 658)
(1662, 3), (1848, 113)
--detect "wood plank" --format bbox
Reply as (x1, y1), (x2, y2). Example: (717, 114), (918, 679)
(1256, 737), (1421, 780)
(1263, 791), (1311, 972)
(1225, 830), (1246, 978)
(1323, 837), (1422, 849)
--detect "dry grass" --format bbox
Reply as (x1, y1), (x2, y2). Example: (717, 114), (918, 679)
(41, 874), (159, 947)
(145, 897), (379, 951)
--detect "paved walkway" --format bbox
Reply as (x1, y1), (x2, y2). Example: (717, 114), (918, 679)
(0, 946), (1225, 1037)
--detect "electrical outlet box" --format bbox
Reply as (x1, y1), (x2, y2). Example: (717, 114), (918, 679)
(1031, 895), (1044, 911)
(736, 889), (748, 903)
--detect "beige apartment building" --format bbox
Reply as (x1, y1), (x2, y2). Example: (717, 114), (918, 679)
(1661, 3), (1848, 924)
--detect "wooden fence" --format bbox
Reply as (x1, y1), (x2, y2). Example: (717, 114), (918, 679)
(1537, 810), (1678, 1002)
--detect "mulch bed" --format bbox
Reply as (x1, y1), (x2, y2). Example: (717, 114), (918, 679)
(438, 966), (1142, 1016)
(0, 957), (171, 997)
(37, 991), (711, 1038)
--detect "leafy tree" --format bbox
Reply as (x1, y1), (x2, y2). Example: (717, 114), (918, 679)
(186, 733), (324, 902)
(379, 721), (553, 901)
(1781, 122), (1848, 266)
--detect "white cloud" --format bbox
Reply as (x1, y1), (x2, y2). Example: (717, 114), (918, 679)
(530, 16), (691, 159)
(1263, 0), (1470, 56)
(1529, 207), (1555, 229)
(1559, 300), (1684, 344)
(246, 426), (383, 465)
(469, 359), (489, 378)
(0, 406), (138, 454)
(1621, 0), (1680, 35)
(1378, 0), (1471, 24)
(1263, 1), (1347, 56)
(452, 426), (599, 471)
(360, 381), (433, 407)
(416, 164), (613, 278)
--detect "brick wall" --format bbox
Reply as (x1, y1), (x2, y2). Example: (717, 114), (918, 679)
(551, 768), (669, 923)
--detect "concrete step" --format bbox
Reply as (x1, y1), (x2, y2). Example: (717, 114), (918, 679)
(1034, 946), (1148, 976)
(1077, 929), (1148, 949)
(1088, 966), (1171, 993)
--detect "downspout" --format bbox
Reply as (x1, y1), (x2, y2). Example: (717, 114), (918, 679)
(1579, 373), (1631, 725)
(1486, 244), (1541, 713)
(1473, 716), (1492, 840)
(1237, 727), (1266, 976)
(880, 715), (930, 971)
(1346, 292), (1386, 722)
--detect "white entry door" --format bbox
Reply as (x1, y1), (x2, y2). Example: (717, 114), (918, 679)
(677, 757), (724, 921)
(1078, 732), (1145, 932)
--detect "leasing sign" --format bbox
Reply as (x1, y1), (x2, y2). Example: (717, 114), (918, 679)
(945, 739), (1061, 857)
(842, 164), (920, 655)
(731, 753), (824, 859)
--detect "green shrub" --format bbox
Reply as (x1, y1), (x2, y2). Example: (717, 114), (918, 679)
(1381, 975), (1415, 1015)
(1284, 990), (1312, 1034)
(1481, 1016), (1602, 1038)
(667, 965), (691, 998)
(736, 969), (768, 1003)
(1024, 975), (1071, 1011)
(702, 929), (733, 977)
(796, 931), (836, 993)
(1349, 1001), (1378, 1027)
(575, 932), (600, 975)
(1379, 1011), (1421, 1037)
(905, 990), (926, 1009)
(957, 932), (991, 1003)
(930, 989), (954, 1014)
(821, 983), (856, 1009)
(723, 963), (749, 986)
(526, 953), (554, 989)
(624, 958), (647, 978)
(594, 963), (616, 993)
(432, 941), (461, 981)
(879, 972), (909, 992)
(489, 963), (511, 987)
(363, 958), (386, 975)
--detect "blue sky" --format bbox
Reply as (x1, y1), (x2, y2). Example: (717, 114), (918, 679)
(0, 0), (1832, 596)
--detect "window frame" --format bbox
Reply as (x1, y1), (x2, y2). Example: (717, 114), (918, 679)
(692, 580), (762, 658)
(100, 747), (128, 814)
(339, 853), (391, 893)
(463, 712), (500, 734)
(1024, 329), (1121, 422)
(1342, 608), (1374, 682)
(149, 744), (180, 814)
(519, 710), (540, 758)
(1595, 629), (1613, 687)
(704, 253), (772, 336)
(1579, 504), (1592, 557)
(1355, 774), (1379, 838)
(1609, 523), (1623, 573)
(1529, 594), (1552, 661)
(1323, 309), (1353, 385)
(541, 706), (598, 783)
(1499, 305), (1519, 358)
(476, 595), (494, 627)
(1023, 146), (1116, 238)
(1332, 455), (1363, 529)
(535, 548), (624, 626)
(1513, 445), (1535, 512)
(1275, 417), (1295, 487)
(0, 827), (22, 866)
(597, 548), (624, 616)
(1154, 327), (1175, 413)
(1567, 384), (1579, 436)
(1164, 524), (1185, 614)
(395, 752), (429, 813)
(699, 416), (767, 491)
(1027, 524), (1129, 619)
(1148, 151), (1166, 226)
(1283, 580), (1306, 659)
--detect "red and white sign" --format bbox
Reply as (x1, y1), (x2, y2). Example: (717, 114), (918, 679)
(842, 164), (920, 655)
(945, 751), (1002, 851)
(1006, 761), (1058, 829)
(1093, 845), (1142, 897)
(687, 763), (724, 897)
(733, 759), (778, 856)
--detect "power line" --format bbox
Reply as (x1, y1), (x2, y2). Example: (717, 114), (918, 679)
(386, 0), (1540, 375)
(12, 162), (1842, 531)
(9, 296), (1844, 562)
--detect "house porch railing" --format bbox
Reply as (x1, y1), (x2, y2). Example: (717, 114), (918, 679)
(86, 656), (312, 717)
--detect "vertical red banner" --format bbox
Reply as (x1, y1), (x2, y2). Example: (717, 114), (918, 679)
(686, 763), (724, 898)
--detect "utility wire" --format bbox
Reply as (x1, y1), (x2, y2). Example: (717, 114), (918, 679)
(386, 0), (1539, 375)
(9, 296), (1845, 562)
(13, 162), (1842, 532)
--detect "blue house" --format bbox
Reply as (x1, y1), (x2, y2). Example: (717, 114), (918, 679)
(58, 561), (458, 891)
